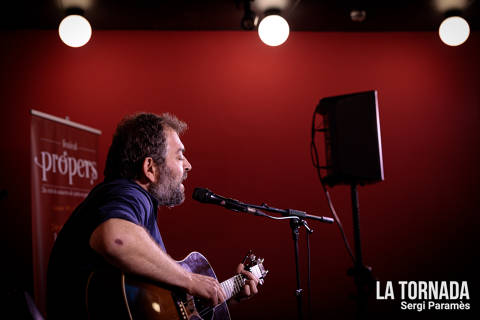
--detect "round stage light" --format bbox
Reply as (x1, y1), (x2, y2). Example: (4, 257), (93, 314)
(439, 16), (470, 46)
(258, 14), (290, 47)
(58, 14), (92, 48)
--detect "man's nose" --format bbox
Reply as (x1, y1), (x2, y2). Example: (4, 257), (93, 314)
(184, 157), (192, 172)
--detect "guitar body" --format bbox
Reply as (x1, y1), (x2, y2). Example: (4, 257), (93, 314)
(86, 252), (231, 320)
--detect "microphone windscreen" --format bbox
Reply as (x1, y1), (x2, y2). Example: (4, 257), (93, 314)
(192, 187), (211, 203)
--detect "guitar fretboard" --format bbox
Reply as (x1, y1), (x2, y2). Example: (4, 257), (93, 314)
(220, 265), (263, 300)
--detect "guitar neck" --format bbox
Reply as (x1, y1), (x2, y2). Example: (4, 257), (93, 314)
(220, 264), (264, 300)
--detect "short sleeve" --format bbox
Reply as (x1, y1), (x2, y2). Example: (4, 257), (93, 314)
(92, 185), (151, 230)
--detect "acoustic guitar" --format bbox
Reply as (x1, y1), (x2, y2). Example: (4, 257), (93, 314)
(86, 251), (268, 320)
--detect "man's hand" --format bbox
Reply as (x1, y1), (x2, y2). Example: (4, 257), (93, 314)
(187, 273), (227, 306)
(235, 263), (259, 301)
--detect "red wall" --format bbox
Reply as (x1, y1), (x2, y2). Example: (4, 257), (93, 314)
(1, 30), (478, 319)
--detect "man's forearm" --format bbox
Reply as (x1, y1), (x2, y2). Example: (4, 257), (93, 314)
(89, 218), (193, 292)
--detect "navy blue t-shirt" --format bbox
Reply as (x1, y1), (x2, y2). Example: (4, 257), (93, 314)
(47, 178), (165, 319)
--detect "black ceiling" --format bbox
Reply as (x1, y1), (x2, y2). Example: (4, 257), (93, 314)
(1, 0), (479, 31)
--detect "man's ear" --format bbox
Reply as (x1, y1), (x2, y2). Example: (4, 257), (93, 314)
(142, 157), (157, 183)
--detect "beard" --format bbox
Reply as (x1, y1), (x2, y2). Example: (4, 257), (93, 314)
(148, 165), (186, 207)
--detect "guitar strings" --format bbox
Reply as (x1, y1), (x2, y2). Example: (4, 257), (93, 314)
(183, 284), (238, 318)
(198, 302), (224, 318)
(180, 297), (224, 318)
(188, 267), (263, 317)
(183, 293), (233, 318)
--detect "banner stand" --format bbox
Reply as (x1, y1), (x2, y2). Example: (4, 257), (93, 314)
(30, 110), (102, 135)
(30, 109), (101, 316)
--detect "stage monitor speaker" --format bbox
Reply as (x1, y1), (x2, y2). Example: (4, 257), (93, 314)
(315, 90), (384, 186)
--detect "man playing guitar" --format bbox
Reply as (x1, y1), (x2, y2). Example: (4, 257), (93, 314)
(47, 113), (262, 319)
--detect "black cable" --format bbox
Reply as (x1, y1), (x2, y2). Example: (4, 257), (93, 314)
(310, 111), (356, 265)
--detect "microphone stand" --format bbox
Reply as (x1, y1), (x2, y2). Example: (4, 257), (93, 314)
(239, 202), (333, 320)
(290, 215), (309, 320)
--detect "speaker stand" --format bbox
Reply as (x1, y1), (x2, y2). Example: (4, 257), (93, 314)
(348, 183), (375, 318)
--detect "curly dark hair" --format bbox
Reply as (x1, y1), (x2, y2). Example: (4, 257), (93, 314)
(104, 112), (187, 181)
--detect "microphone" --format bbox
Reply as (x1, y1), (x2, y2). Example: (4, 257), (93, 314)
(193, 187), (334, 224)
(192, 188), (256, 213)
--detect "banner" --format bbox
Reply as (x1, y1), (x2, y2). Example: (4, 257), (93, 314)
(30, 110), (101, 315)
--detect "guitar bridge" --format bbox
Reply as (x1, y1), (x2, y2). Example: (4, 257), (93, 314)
(176, 300), (188, 320)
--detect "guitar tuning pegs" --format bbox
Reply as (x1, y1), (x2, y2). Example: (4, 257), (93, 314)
(258, 269), (268, 285)
(257, 258), (264, 264)
(242, 250), (253, 265)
